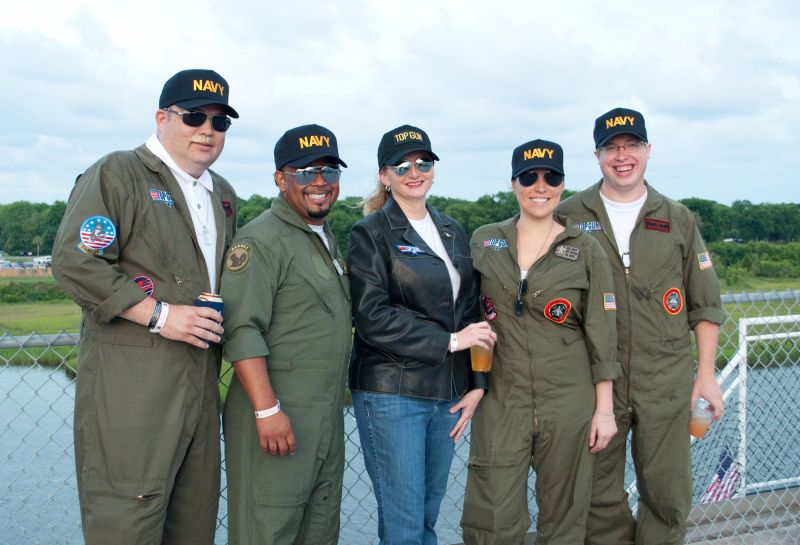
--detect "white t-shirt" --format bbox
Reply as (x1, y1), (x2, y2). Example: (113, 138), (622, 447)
(408, 213), (461, 301)
(308, 224), (330, 251)
(146, 135), (218, 292)
(600, 190), (648, 269)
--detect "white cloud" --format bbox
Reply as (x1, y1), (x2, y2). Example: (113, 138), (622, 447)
(2, 0), (799, 205)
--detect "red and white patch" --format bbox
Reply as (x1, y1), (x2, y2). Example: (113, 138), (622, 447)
(482, 296), (497, 320)
(133, 274), (155, 297)
(544, 298), (571, 324)
(663, 287), (683, 315)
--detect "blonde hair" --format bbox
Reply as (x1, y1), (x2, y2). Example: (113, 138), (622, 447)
(362, 173), (389, 216)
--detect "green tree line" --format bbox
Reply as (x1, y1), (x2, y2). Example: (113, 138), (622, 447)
(2, 195), (799, 282)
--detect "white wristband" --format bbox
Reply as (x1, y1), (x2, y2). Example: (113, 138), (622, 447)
(450, 333), (458, 353)
(254, 400), (281, 419)
(149, 302), (170, 334)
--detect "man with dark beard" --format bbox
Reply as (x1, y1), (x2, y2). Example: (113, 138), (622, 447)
(219, 124), (352, 545)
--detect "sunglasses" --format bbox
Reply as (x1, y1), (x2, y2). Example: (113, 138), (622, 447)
(517, 170), (564, 187)
(391, 158), (434, 176)
(163, 108), (232, 132)
(284, 166), (342, 185)
(514, 279), (528, 316)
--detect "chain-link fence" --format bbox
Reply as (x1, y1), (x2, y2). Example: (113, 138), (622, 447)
(2, 290), (799, 545)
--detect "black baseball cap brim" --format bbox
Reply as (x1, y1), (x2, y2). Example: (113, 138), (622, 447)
(283, 152), (348, 169)
(173, 98), (239, 119)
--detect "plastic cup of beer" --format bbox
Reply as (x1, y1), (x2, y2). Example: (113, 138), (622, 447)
(689, 398), (713, 438)
(470, 345), (493, 373)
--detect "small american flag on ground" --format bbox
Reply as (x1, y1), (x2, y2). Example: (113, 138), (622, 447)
(698, 251), (713, 270)
(700, 446), (740, 503)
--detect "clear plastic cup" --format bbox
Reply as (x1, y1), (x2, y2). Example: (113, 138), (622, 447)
(689, 398), (713, 438)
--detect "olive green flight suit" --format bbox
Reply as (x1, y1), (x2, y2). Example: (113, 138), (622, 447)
(462, 215), (620, 545)
(558, 182), (724, 545)
(220, 195), (352, 545)
(52, 145), (237, 545)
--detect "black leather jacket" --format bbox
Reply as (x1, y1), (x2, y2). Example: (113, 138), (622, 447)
(348, 196), (489, 400)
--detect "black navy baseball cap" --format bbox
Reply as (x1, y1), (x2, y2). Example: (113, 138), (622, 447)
(593, 107), (647, 148)
(274, 124), (347, 170)
(159, 69), (239, 118)
(511, 139), (564, 179)
(377, 125), (440, 168)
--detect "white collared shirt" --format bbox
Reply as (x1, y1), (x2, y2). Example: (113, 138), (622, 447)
(146, 135), (218, 292)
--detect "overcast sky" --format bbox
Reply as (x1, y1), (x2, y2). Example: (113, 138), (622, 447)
(3, 0), (799, 206)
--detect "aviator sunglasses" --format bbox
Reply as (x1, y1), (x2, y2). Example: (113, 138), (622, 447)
(284, 166), (342, 185)
(517, 169), (564, 188)
(163, 108), (232, 132)
(391, 158), (434, 176)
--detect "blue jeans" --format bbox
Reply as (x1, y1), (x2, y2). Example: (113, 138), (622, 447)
(352, 391), (460, 545)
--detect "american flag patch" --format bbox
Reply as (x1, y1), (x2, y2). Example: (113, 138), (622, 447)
(698, 251), (713, 270)
(603, 292), (617, 310)
(149, 189), (175, 207)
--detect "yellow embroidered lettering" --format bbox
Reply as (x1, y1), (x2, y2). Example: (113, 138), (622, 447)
(298, 136), (310, 148)
(321, 135), (330, 147)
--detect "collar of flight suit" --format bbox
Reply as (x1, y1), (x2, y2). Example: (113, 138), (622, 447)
(134, 144), (229, 284)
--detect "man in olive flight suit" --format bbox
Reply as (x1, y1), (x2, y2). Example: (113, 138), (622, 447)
(52, 69), (239, 545)
(558, 107), (724, 545)
(220, 124), (352, 545)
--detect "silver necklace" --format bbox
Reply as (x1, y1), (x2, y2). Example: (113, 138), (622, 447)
(188, 189), (212, 245)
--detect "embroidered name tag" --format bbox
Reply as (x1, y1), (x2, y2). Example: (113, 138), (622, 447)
(554, 245), (580, 260)
(644, 217), (671, 233)
(149, 189), (175, 207)
(397, 245), (423, 255)
(577, 221), (603, 232)
(483, 239), (509, 249)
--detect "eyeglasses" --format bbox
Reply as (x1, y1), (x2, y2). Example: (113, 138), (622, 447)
(163, 108), (232, 132)
(517, 170), (564, 187)
(514, 279), (528, 316)
(597, 141), (646, 155)
(391, 158), (434, 176)
(283, 166), (342, 185)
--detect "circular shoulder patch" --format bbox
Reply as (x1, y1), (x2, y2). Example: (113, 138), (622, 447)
(663, 288), (683, 315)
(78, 215), (116, 254)
(226, 243), (251, 272)
(482, 296), (497, 320)
(544, 298), (572, 324)
(133, 275), (155, 296)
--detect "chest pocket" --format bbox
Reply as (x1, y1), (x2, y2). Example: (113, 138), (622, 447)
(294, 253), (345, 314)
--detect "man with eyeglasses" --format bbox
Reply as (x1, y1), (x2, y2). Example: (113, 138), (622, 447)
(558, 108), (724, 545)
(52, 69), (239, 544)
(219, 124), (352, 545)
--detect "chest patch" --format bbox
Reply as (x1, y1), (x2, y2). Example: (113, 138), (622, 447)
(149, 189), (175, 207)
(554, 244), (580, 261)
(226, 243), (250, 272)
(663, 287), (683, 315)
(483, 238), (509, 249)
(577, 221), (603, 232)
(222, 200), (233, 217)
(544, 298), (571, 324)
(644, 217), (671, 233)
(482, 296), (497, 320)
(603, 292), (617, 311)
(78, 216), (116, 255)
(133, 274), (155, 296)
(396, 244), (423, 255)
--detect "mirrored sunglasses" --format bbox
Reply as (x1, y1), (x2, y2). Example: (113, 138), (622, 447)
(517, 170), (564, 187)
(163, 108), (232, 132)
(285, 166), (342, 185)
(391, 158), (434, 176)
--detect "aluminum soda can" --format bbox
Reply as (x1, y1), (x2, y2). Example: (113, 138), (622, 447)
(194, 292), (224, 315)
